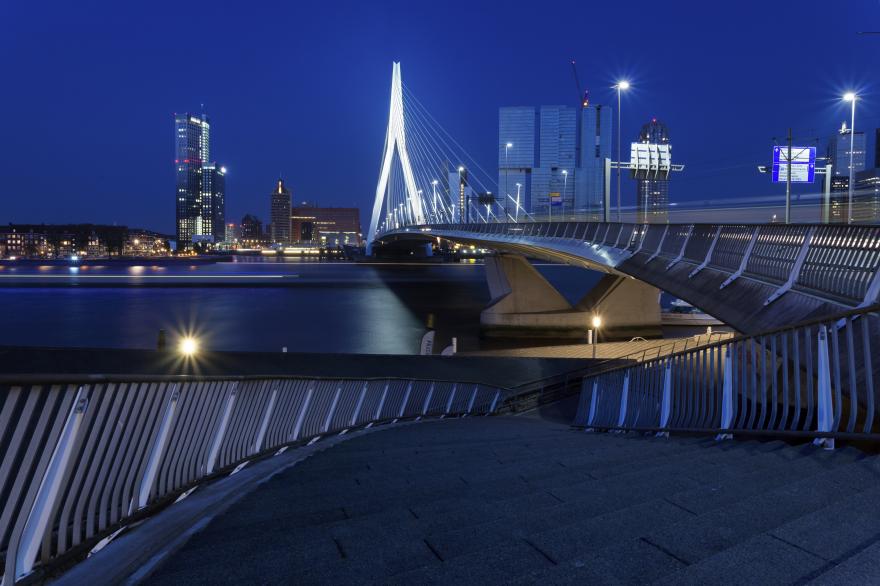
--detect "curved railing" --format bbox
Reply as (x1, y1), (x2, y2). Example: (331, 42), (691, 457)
(573, 304), (880, 444)
(0, 375), (503, 583)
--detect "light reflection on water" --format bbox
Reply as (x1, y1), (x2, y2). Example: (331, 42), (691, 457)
(0, 260), (601, 354)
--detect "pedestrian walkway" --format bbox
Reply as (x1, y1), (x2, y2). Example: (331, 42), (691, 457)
(146, 417), (880, 584)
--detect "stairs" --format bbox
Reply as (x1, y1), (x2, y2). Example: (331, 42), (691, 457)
(146, 417), (880, 585)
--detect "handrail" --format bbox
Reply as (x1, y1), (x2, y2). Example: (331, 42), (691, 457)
(0, 376), (504, 583)
(574, 303), (880, 444)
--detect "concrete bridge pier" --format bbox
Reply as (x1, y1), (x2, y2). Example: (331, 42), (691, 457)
(480, 254), (662, 340)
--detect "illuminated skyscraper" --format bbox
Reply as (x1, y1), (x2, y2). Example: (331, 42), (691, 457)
(174, 113), (209, 250)
(174, 113), (226, 250)
(270, 178), (292, 244)
(636, 118), (671, 223)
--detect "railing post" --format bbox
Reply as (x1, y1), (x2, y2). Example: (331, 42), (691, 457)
(720, 227), (759, 289)
(813, 325), (835, 450)
(466, 385), (478, 414)
(398, 381), (413, 417)
(445, 383), (457, 414)
(689, 225), (722, 278)
(291, 384), (314, 441)
(350, 381), (368, 426)
(252, 388), (278, 454)
(373, 381), (390, 420)
(615, 372), (631, 431)
(657, 361), (672, 438)
(421, 382), (435, 415)
(206, 383), (237, 475)
(322, 385), (343, 433)
(716, 348), (734, 440)
(138, 384), (180, 509)
(15, 388), (89, 581)
(489, 390), (501, 413)
(585, 379), (599, 430)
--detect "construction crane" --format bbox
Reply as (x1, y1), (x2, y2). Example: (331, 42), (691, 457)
(570, 59), (589, 107)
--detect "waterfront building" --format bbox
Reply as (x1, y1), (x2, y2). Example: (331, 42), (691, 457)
(635, 118), (672, 224)
(225, 222), (240, 243)
(291, 204), (361, 246)
(124, 230), (170, 256)
(498, 100), (611, 218)
(827, 122), (866, 177)
(829, 175), (849, 223)
(202, 163), (227, 242)
(854, 168), (880, 222)
(240, 214), (265, 247)
(174, 113), (227, 250)
(270, 178), (292, 244)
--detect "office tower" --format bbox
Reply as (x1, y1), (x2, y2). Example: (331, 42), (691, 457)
(240, 214), (264, 246)
(875, 128), (880, 169)
(498, 100), (612, 218)
(291, 205), (361, 245)
(174, 112), (227, 250)
(635, 118), (672, 223)
(202, 163), (226, 242)
(270, 178), (292, 244)
(577, 103), (613, 214)
(498, 108), (538, 215)
(174, 113), (209, 250)
(827, 122), (866, 177)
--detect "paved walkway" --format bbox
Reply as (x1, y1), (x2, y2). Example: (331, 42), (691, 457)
(146, 417), (880, 584)
(463, 332), (734, 360)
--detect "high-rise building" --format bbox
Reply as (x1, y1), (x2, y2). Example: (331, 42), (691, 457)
(174, 113), (209, 250)
(291, 205), (361, 246)
(828, 122), (866, 177)
(270, 178), (292, 244)
(498, 100), (611, 218)
(635, 118), (672, 224)
(202, 163), (226, 242)
(240, 214), (264, 246)
(174, 112), (227, 251)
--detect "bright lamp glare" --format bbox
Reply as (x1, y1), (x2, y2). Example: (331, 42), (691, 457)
(843, 92), (856, 102)
(179, 337), (199, 356)
(506, 142), (513, 148)
(591, 315), (602, 328)
(617, 80), (630, 90)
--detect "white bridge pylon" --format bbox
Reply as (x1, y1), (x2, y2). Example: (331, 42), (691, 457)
(367, 62), (424, 254)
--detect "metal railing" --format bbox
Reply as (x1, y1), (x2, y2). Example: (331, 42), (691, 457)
(574, 304), (880, 444)
(0, 375), (503, 583)
(391, 221), (880, 309)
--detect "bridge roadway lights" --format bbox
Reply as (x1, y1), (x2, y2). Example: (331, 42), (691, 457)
(480, 254), (662, 339)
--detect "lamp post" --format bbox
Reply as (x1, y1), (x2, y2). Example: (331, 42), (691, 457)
(431, 180), (439, 223)
(505, 142), (513, 220)
(591, 315), (602, 359)
(843, 92), (858, 223)
(562, 169), (568, 221)
(515, 182), (522, 222)
(614, 80), (630, 223)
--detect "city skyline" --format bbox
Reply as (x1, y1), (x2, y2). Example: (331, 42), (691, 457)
(2, 1), (878, 232)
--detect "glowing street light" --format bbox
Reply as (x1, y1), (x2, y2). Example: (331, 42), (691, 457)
(591, 315), (602, 359)
(843, 92), (858, 223)
(562, 169), (569, 220)
(504, 142), (513, 219)
(614, 81), (631, 223)
(179, 336), (199, 357)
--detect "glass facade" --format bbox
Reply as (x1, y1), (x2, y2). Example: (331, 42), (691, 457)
(174, 113), (225, 250)
(636, 119), (672, 224)
(270, 178), (292, 244)
(498, 102), (611, 217)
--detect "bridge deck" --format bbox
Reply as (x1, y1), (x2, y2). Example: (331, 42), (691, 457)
(145, 417), (880, 584)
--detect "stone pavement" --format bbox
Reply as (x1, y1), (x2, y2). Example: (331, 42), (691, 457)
(146, 417), (880, 585)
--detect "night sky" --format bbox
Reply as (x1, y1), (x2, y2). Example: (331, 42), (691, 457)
(1, 0), (878, 233)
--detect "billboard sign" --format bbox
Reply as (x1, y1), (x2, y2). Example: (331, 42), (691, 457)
(772, 146), (815, 183)
(630, 143), (672, 179)
(549, 192), (562, 206)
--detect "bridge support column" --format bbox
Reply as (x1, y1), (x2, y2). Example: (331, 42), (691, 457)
(481, 254), (588, 338)
(481, 254), (662, 340)
(575, 275), (663, 340)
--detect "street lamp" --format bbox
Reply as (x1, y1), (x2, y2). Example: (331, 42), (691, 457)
(562, 169), (568, 220)
(843, 92), (858, 223)
(515, 182), (522, 223)
(505, 142), (513, 220)
(179, 336), (199, 357)
(431, 180), (439, 223)
(591, 315), (602, 359)
(614, 80), (630, 223)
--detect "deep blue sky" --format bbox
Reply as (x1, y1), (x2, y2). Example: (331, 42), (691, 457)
(1, 0), (877, 232)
